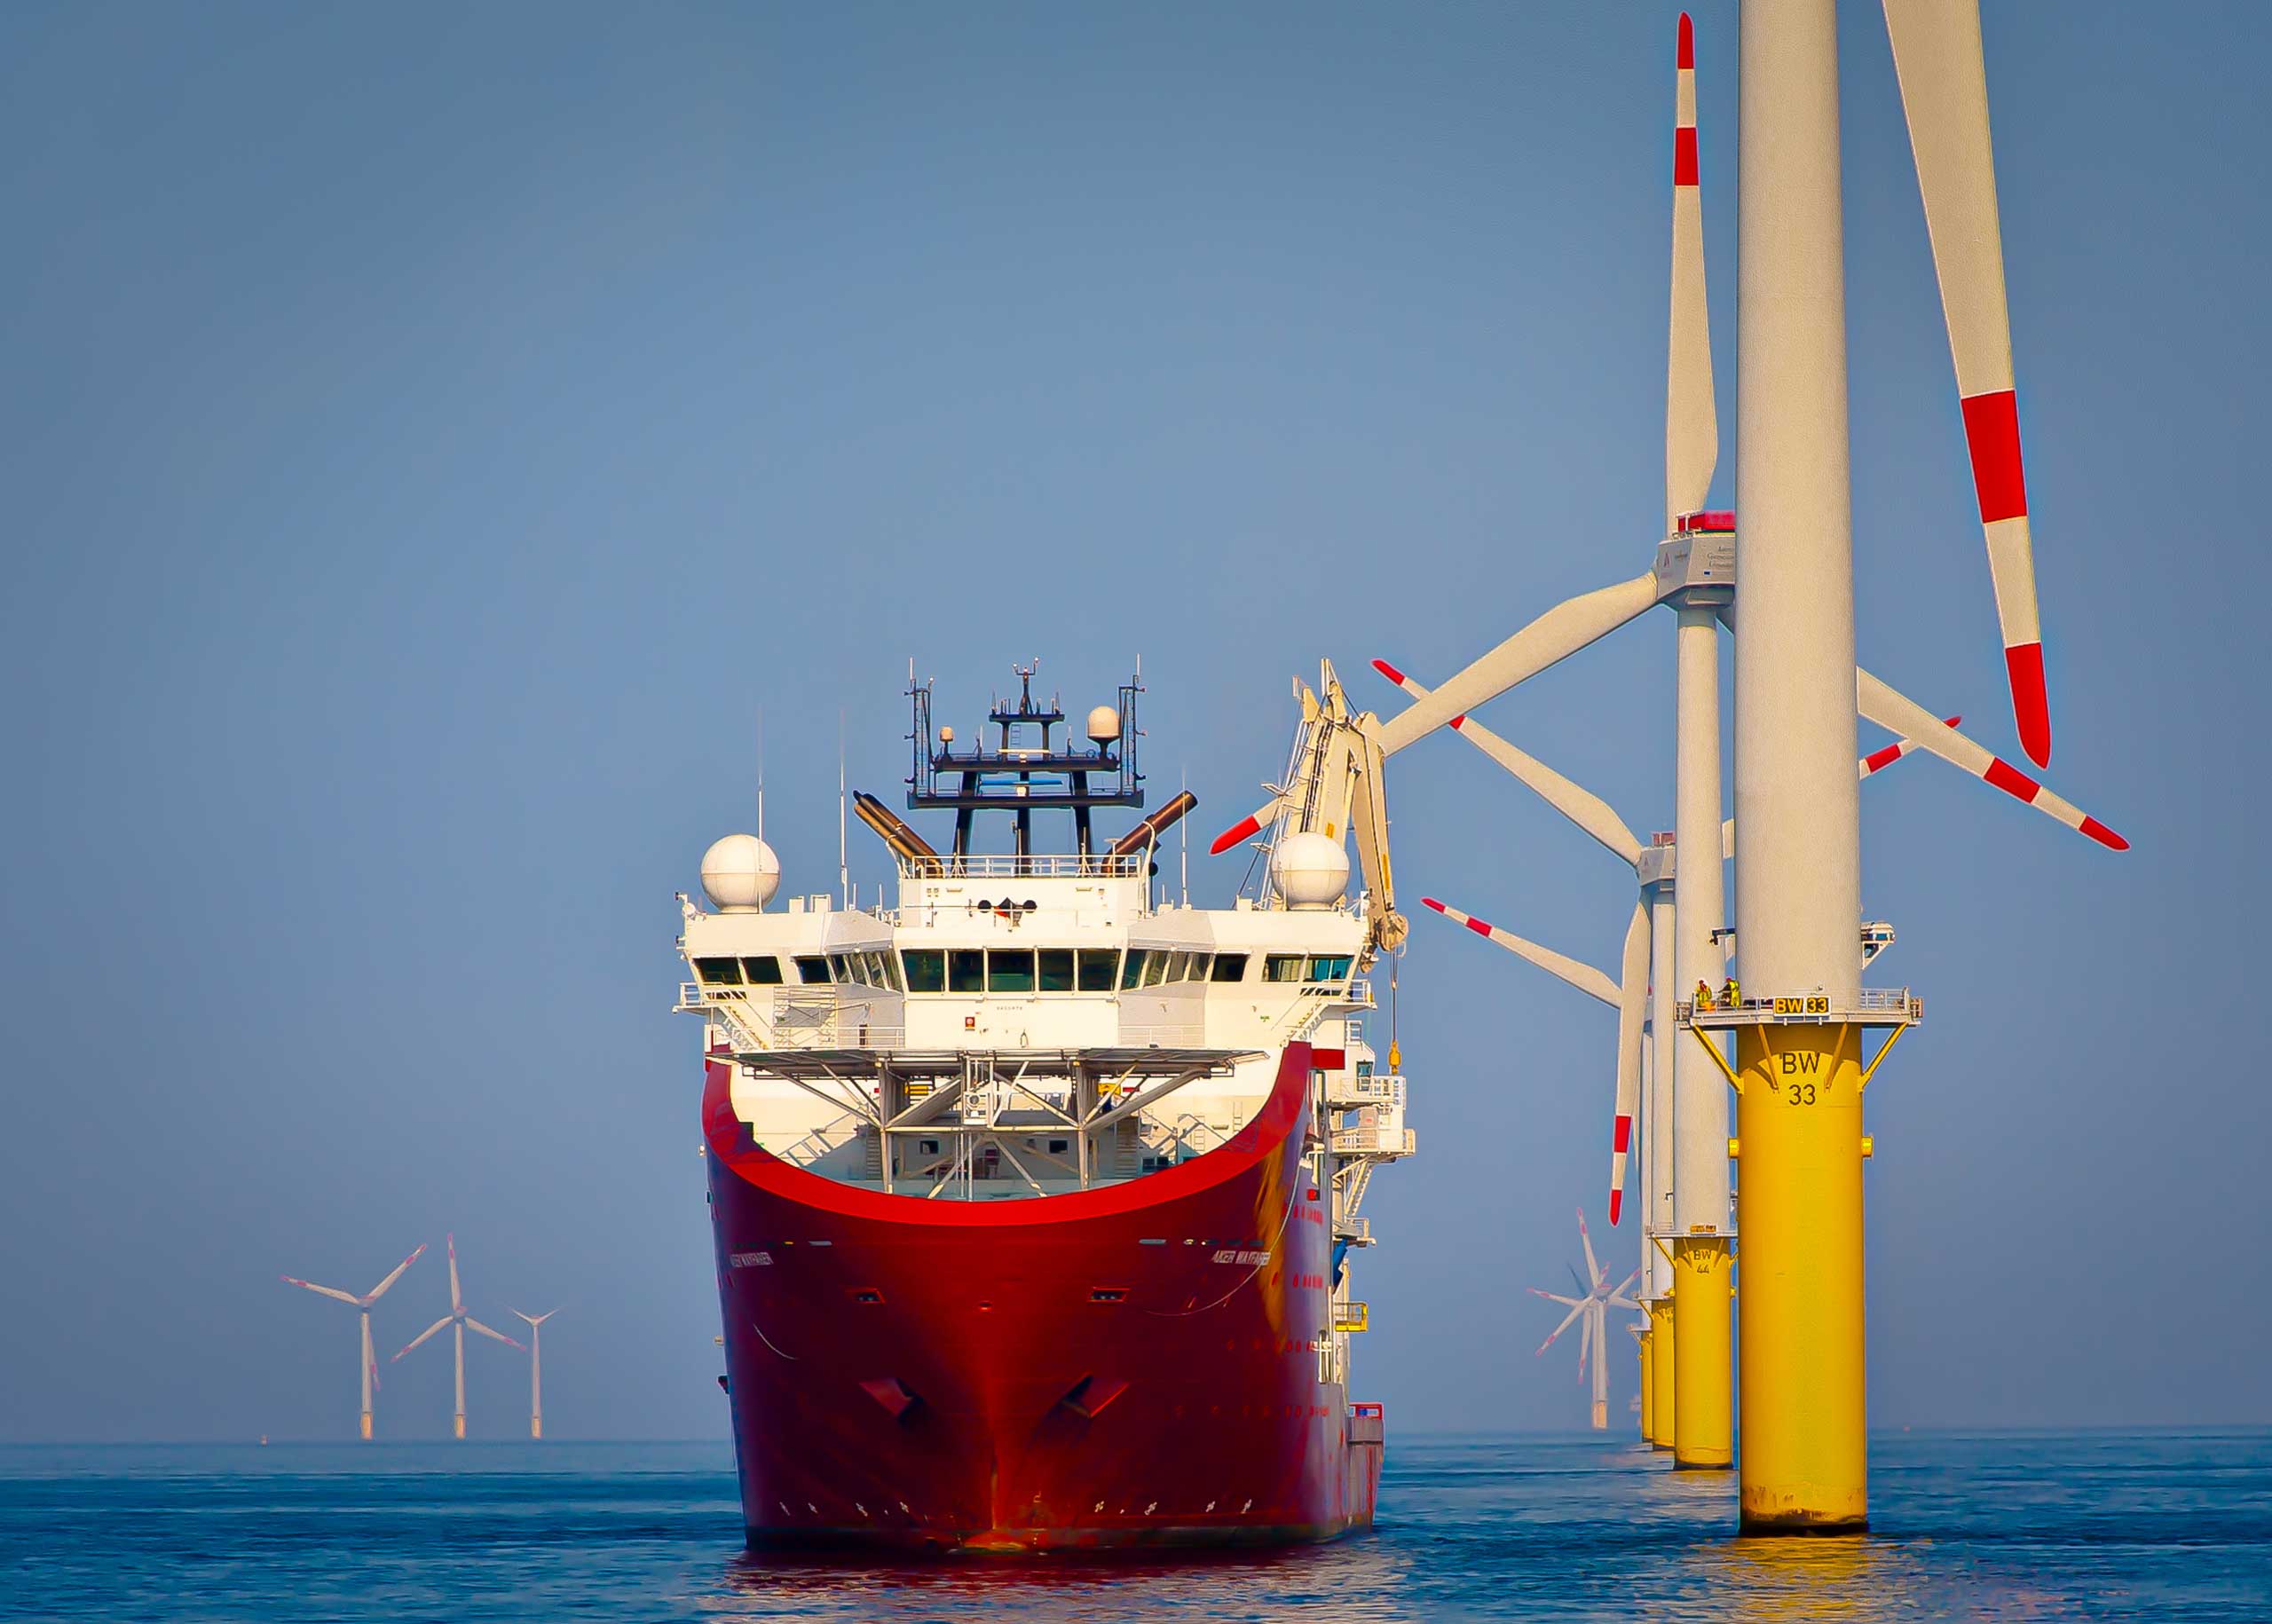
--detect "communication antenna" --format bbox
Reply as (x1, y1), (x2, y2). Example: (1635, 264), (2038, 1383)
(1179, 766), (1189, 906)
(838, 709), (850, 908)
(755, 707), (766, 844)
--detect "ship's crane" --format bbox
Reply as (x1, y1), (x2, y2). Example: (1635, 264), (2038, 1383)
(1212, 659), (1408, 965)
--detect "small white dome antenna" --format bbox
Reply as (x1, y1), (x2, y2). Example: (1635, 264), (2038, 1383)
(1272, 831), (1350, 909)
(1086, 704), (1123, 744)
(701, 833), (781, 912)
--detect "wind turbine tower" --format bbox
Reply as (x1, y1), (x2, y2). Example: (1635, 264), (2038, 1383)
(392, 1234), (524, 1440)
(281, 1244), (425, 1440)
(1530, 1210), (1642, 1431)
(509, 1310), (561, 1440)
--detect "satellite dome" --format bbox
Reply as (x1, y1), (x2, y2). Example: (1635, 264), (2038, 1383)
(1086, 705), (1122, 743)
(700, 833), (781, 912)
(1272, 832), (1350, 908)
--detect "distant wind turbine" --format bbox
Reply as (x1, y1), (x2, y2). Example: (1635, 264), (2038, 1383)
(281, 1243), (425, 1441)
(1531, 1210), (1642, 1431)
(509, 1309), (561, 1439)
(392, 1234), (522, 1439)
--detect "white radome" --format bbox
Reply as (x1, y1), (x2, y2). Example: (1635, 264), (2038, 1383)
(1272, 831), (1349, 908)
(700, 833), (781, 911)
(1085, 705), (1122, 743)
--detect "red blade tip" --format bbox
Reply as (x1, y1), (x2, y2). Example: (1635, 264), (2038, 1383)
(1676, 12), (1693, 69)
(1208, 816), (1261, 855)
(1370, 658), (1406, 687)
(2006, 643), (2052, 768)
(1420, 897), (1446, 913)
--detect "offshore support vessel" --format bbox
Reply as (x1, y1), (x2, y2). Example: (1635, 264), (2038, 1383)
(676, 663), (1416, 1551)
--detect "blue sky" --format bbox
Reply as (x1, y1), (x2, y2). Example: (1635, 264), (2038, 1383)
(2, 2), (2263, 1440)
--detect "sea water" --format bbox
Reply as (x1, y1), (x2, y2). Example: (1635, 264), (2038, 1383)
(4, 1431), (2267, 1620)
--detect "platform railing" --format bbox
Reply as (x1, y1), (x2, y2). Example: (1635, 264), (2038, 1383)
(896, 852), (1147, 880)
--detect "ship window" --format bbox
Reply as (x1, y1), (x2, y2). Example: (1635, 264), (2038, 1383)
(1078, 949), (1120, 991)
(694, 957), (743, 986)
(1211, 953), (1250, 983)
(1141, 950), (1171, 988)
(1120, 950), (1149, 989)
(1188, 953), (1213, 982)
(919, 1138), (941, 1155)
(740, 956), (785, 985)
(902, 950), (945, 993)
(794, 956), (832, 984)
(1306, 955), (1353, 983)
(1264, 954), (1306, 983)
(949, 949), (985, 993)
(1165, 951), (1191, 982)
(988, 950), (1035, 992)
(1050, 1139), (1069, 1155)
(874, 951), (903, 992)
(831, 953), (856, 983)
(1037, 949), (1076, 992)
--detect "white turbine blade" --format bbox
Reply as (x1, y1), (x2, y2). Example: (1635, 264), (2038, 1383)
(1375, 573), (1660, 755)
(394, 1316), (452, 1360)
(1608, 898), (1649, 1226)
(364, 1243), (427, 1303)
(1861, 715), (1960, 777)
(1207, 791), (1290, 856)
(1420, 898), (1617, 1007)
(1882, 0), (2049, 767)
(280, 1276), (359, 1307)
(1576, 1208), (1603, 1297)
(1373, 661), (1646, 865)
(1579, 1307), (1595, 1384)
(1535, 1295), (1588, 1356)
(1527, 1288), (1584, 1308)
(1666, 11), (1716, 524)
(1856, 669), (2126, 849)
(446, 1234), (462, 1313)
(463, 1317), (525, 1351)
(1606, 1295), (1643, 1313)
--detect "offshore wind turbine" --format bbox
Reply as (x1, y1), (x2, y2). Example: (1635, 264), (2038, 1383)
(1531, 1210), (1642, 1431)
(281, 1244), (425, 1440)
(392, 1234), (523, 1440)
(509, 1310), (561, 1440)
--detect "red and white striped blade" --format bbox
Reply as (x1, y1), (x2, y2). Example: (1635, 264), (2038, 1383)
(1883, 0), (2049, 766)
(1857, 669), (2126, 849)
(394, 1315), (453, 1361)
(1576, 1207), (1603, 1293)
(1609, 899), (1650, 1226)
(365, 1242), (426, 1303)
(1535, 1293), (1588, 1356)
(446, 1233), (462, 1314)
(280, 1275), (359, 1308)
(1421, 897), (1619, 1008)
(1666, 12), (1716, 525)
(464, 1316), (525, 1351)
(1377, 660), (1646, 867)
(1208, 792), (1286, 856)
(1375, 572), (1659, 755)
(1860, 716), (1960, 777)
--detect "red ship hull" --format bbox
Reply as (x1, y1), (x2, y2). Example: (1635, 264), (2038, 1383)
(702, 1042), (1384, 1552)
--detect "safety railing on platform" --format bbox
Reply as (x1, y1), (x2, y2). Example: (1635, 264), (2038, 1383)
(896, 852), (1147, 880)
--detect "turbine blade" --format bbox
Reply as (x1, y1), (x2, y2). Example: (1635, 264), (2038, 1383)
(1666, 11), (1717, 524)
(394, 1316), (452, 1360)
(365, 1243), (427, 1303)
(1535, 1295), (1588, 1356)
(1576, 1208), (1603, 1296)
(463, 1317), (525, 1350)
(1208, 792), (1289, 856)
(447, 1234), (462, 1313)
(1608, 898), (1650, 1226)
(1420, 898), (1618, 1006)
(1375, 572), (1660, 755)
(1375, 662), (1646, 864)
(1856, 669), (2126, 849)
(1528, 1288), (1584, 1307)
(1579, 1308), (1595, 1384)
(280, 1276), (360, 1307)
(1882, 0), (2049, 765)
(1861, 716), (1960, 777)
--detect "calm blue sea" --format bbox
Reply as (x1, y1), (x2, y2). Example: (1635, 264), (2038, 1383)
(3, 1431), (2266, 1621)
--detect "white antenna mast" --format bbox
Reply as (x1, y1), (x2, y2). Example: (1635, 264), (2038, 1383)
(1179, 766), (1189, 906)
(755, 706), (766, 845)
(838, 709), (850, 909)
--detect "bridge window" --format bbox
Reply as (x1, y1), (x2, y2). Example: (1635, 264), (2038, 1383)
(1306, 955), (1353, 983)
(694, 957), (742, 986)
(1264, 954), (1306, 983)
(1120, 950), (1150, 989)
(831, 953), (856, 984)
(871, 951), (902, 992)
(1037, 949), (1076, 992)
(949, 949), (985, 993)
(794, 956), (832, 984)
(901, 950), (945, 993)
(1188, 953), (1213, 982)
(1211, 953), (1250, 983)
(988, 949), (1035, 992)
(1165, 951), (1191, 982)
(740, 956), (784, 985)
(1078, 949), (1120, 991)
(1141, 951), (1171, 988)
